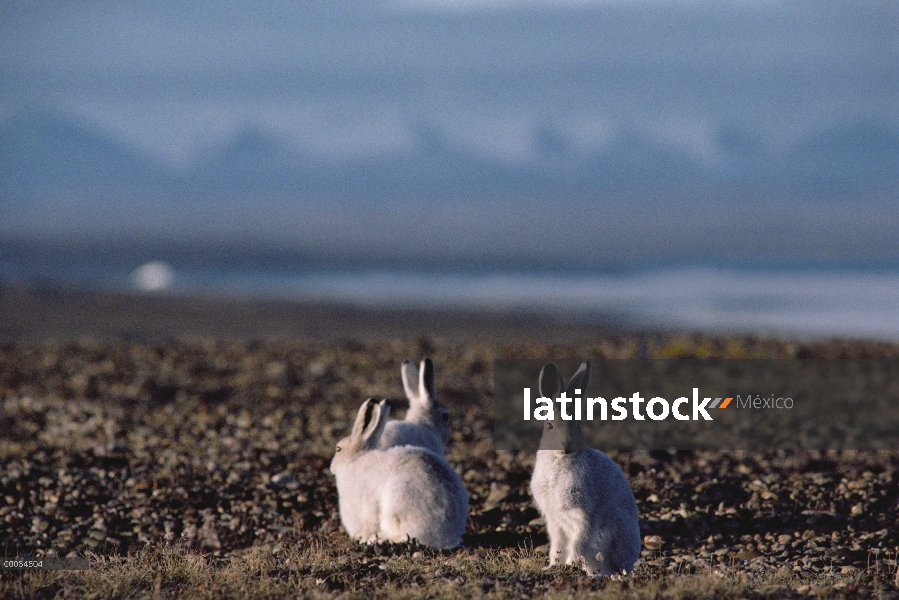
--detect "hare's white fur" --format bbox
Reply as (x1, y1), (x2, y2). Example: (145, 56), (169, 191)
(530, 362), (641, 576)
(330, 398), (468, 549)
(377, 358), (449, 455)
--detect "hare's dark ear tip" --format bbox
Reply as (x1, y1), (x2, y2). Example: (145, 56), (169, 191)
(403, 359), (414, 366)
(422, 358), (435, 383)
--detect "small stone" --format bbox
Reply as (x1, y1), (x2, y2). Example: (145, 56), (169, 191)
(198, 523), (221, 549)
(735, 548), (762, 560)
(482, 483), (510, 511)
(643, 535), (664, 550)
(31, 517), (49, 534)
(269, 473), (296, 488)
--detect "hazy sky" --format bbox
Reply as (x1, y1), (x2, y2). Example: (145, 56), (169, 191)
(3, 0), (897, 168)
(2, 0), (898, 267)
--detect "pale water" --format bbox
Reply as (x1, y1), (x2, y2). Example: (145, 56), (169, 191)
(3, 248), (898, 341)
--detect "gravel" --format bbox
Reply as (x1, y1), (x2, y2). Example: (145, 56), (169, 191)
(1, 334), (898, 595)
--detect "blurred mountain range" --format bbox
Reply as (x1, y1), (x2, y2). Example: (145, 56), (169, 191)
(3, 108), (898, 200)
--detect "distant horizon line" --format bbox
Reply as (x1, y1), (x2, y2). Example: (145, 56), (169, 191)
(4, 236), (899, 273)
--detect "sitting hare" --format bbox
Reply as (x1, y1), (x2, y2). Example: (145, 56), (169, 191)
(331, 398), (468, 548)
(378, 358), (449, 455)
(530, 361), (641, 576)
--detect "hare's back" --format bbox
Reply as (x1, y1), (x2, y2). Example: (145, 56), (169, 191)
(580, 449), (640, 546)
(387, 446), (463, 488)
(384, 447), (467, 508)
(536, 450), (637, 516)
(379, 421), (443, 454)
(581, 450), (636, 499)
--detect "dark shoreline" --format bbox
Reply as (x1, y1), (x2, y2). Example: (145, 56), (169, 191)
(0, 285), (631, 342)
(6, 285), (899, 357)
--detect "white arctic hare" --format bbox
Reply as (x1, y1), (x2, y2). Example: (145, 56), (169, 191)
(330, 398), (468, 549)
(377, 358), (449, 455)
(530, 361), (641, 576)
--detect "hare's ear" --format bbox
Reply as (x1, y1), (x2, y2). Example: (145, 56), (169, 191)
(401, 360), (420, 401)
(538, 363), (564, 399)
(419, 358), (436, 401)
(351, 398), (390, 448)
(565, 361), (591, 397)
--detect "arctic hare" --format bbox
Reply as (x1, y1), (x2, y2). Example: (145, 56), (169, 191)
(530, 361), (641, 576)
(377, 358), (449, 455)
(330, 398), (468, 548)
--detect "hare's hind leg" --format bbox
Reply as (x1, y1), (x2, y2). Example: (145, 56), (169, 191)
(374, 486), (406, 543)
(545, 520), (567, 568)
(573, 541), (603, 577)
(377, 503), (409, 544)
(568, 520), (608, 576)
(380, 485), (441, 545)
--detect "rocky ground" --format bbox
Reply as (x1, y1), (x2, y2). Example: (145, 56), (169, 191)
(1, 291), (899, 598)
